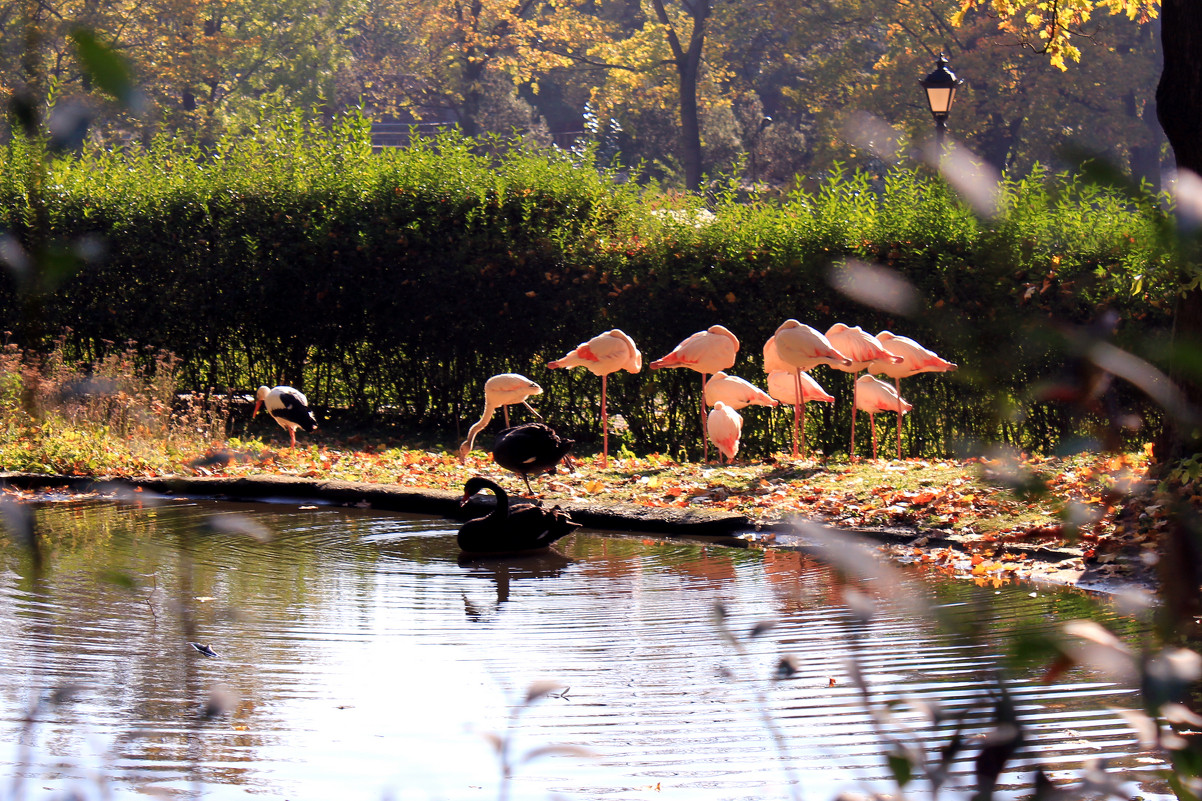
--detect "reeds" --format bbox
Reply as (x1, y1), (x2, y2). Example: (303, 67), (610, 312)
(0, 334), (228, 473)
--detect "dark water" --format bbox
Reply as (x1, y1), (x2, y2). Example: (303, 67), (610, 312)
(0, 496), (1171, 801)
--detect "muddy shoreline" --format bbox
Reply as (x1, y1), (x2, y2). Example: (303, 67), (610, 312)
(0, 472), (1152, 596)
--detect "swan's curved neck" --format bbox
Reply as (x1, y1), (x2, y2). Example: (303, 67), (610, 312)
(475, 482), (508, 521)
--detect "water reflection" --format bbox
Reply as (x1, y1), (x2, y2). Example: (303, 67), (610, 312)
(458, 550), (576, 621)
(0, 498), (1172, 801)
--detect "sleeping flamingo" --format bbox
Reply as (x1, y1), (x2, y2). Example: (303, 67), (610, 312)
(707, 401), (743, 463)
(547, 329), (642, 467)
(766, 369), (835, 458)
(703, 372), (778, 410)
(458, 373), (543, 461)
(824, 324), (902, 458)
(867, 332), (958, 458)
(854, 374), (912, 460)
(768, 321), (851, 458)
(650, 325), (740, 462)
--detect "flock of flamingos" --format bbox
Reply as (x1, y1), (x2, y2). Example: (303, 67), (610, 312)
(255, 318), (958, 470)
(252, 319), (956, 553)
(456, 318), (957, 470)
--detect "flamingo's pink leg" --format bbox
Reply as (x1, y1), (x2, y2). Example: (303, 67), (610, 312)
(601, 373), (609, 468)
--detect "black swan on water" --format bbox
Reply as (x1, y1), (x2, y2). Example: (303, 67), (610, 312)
(458, 476), (580, 555)
(491, 423), (574, 495)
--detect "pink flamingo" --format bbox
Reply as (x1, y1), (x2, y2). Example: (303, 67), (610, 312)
(458, 373), (543, 460)
(767, 370), (835, 405)
(703, 371), (778, 410)
(767, 320), (851, 458)
(867, 331), (958, 459)
(766, 369), (835, 457)
(547, 329), (642, 467)
(707, 401), (743, 463)
(650, 325), (739, 462)
(854, 374), (912, 460)
(825, 323), (902, 459)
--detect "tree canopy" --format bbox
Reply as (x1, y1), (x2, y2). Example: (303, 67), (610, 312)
(1, 0), (1166, 188)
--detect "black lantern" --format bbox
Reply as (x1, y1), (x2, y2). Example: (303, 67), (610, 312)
(919, 53), (963, 146)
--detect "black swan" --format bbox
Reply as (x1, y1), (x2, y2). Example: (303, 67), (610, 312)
(491, 423), (574, 495)
(458, 476), (580, 555)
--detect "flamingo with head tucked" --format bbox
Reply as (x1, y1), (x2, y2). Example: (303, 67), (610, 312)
(458, 373), (543, 461)
(825, 324), (902, 459)
(707, 401), (743, 463)
(867, 331), (958, 458)
(767, 321), (851, 458)
(704, 372), (778, 410)
(854, 374), (912, 460)
(650, 325), (740, 462)
(547, 329), (642, 467)
(766, 369), (835, 457)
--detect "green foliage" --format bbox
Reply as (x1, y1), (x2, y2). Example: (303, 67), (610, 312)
(0, 123), (1177, 459)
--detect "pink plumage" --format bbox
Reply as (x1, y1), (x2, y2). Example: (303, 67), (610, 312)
(706, 401), (743, 463)
(767, 370), (835, 406)
(548, 329), (642, 375)
(854, 374), (912, 460)
(825, 323), (902, 372)
(458, 373), (543, 460)
(650, 324), (740, 461)
(650, 325), (739, 373)
(704, 371), (777, 410)
(768, 321), (849, 459)
(762, 335), (790, 374)
(869, 331), (958, 378)
(547, 328), (641, 467)
(855, 374), (912, 415)
(867, 331), (956, 459)
(772, 320), (851, 371)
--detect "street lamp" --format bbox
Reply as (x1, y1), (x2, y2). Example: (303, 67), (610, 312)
(919, 53), (963, 147)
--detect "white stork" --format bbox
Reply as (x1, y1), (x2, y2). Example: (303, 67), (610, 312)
(253, 385), (318, 448)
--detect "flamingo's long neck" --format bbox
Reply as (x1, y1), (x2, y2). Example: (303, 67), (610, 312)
(460, 404), (498, 456)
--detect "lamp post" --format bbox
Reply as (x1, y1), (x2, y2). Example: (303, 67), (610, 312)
(919, 53), (963, 148)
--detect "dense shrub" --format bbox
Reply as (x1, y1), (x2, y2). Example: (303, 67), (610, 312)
(0, 117), (1176, 459)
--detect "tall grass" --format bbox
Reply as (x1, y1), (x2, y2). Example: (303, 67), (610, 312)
(0, 335), (228, 474)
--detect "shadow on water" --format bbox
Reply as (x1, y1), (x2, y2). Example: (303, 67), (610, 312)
(0, 496), (1182, 801)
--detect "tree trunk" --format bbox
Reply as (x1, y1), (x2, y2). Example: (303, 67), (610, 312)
(1153, 0), (1202, 631)
(650, 0), (709, 192)
(1155, 0), (1202, 461)
(678, 2), (708, 192)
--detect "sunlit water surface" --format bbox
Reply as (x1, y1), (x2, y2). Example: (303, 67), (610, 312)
(0, 497), (1171, 801)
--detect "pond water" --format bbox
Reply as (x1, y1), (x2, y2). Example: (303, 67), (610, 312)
(0, 496), (1171, 801)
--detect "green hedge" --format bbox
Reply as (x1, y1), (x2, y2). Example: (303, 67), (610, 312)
(0, 117), (1177, 459)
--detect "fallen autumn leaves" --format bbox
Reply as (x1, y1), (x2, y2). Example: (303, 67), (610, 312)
(4, 431), (1167, 592)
